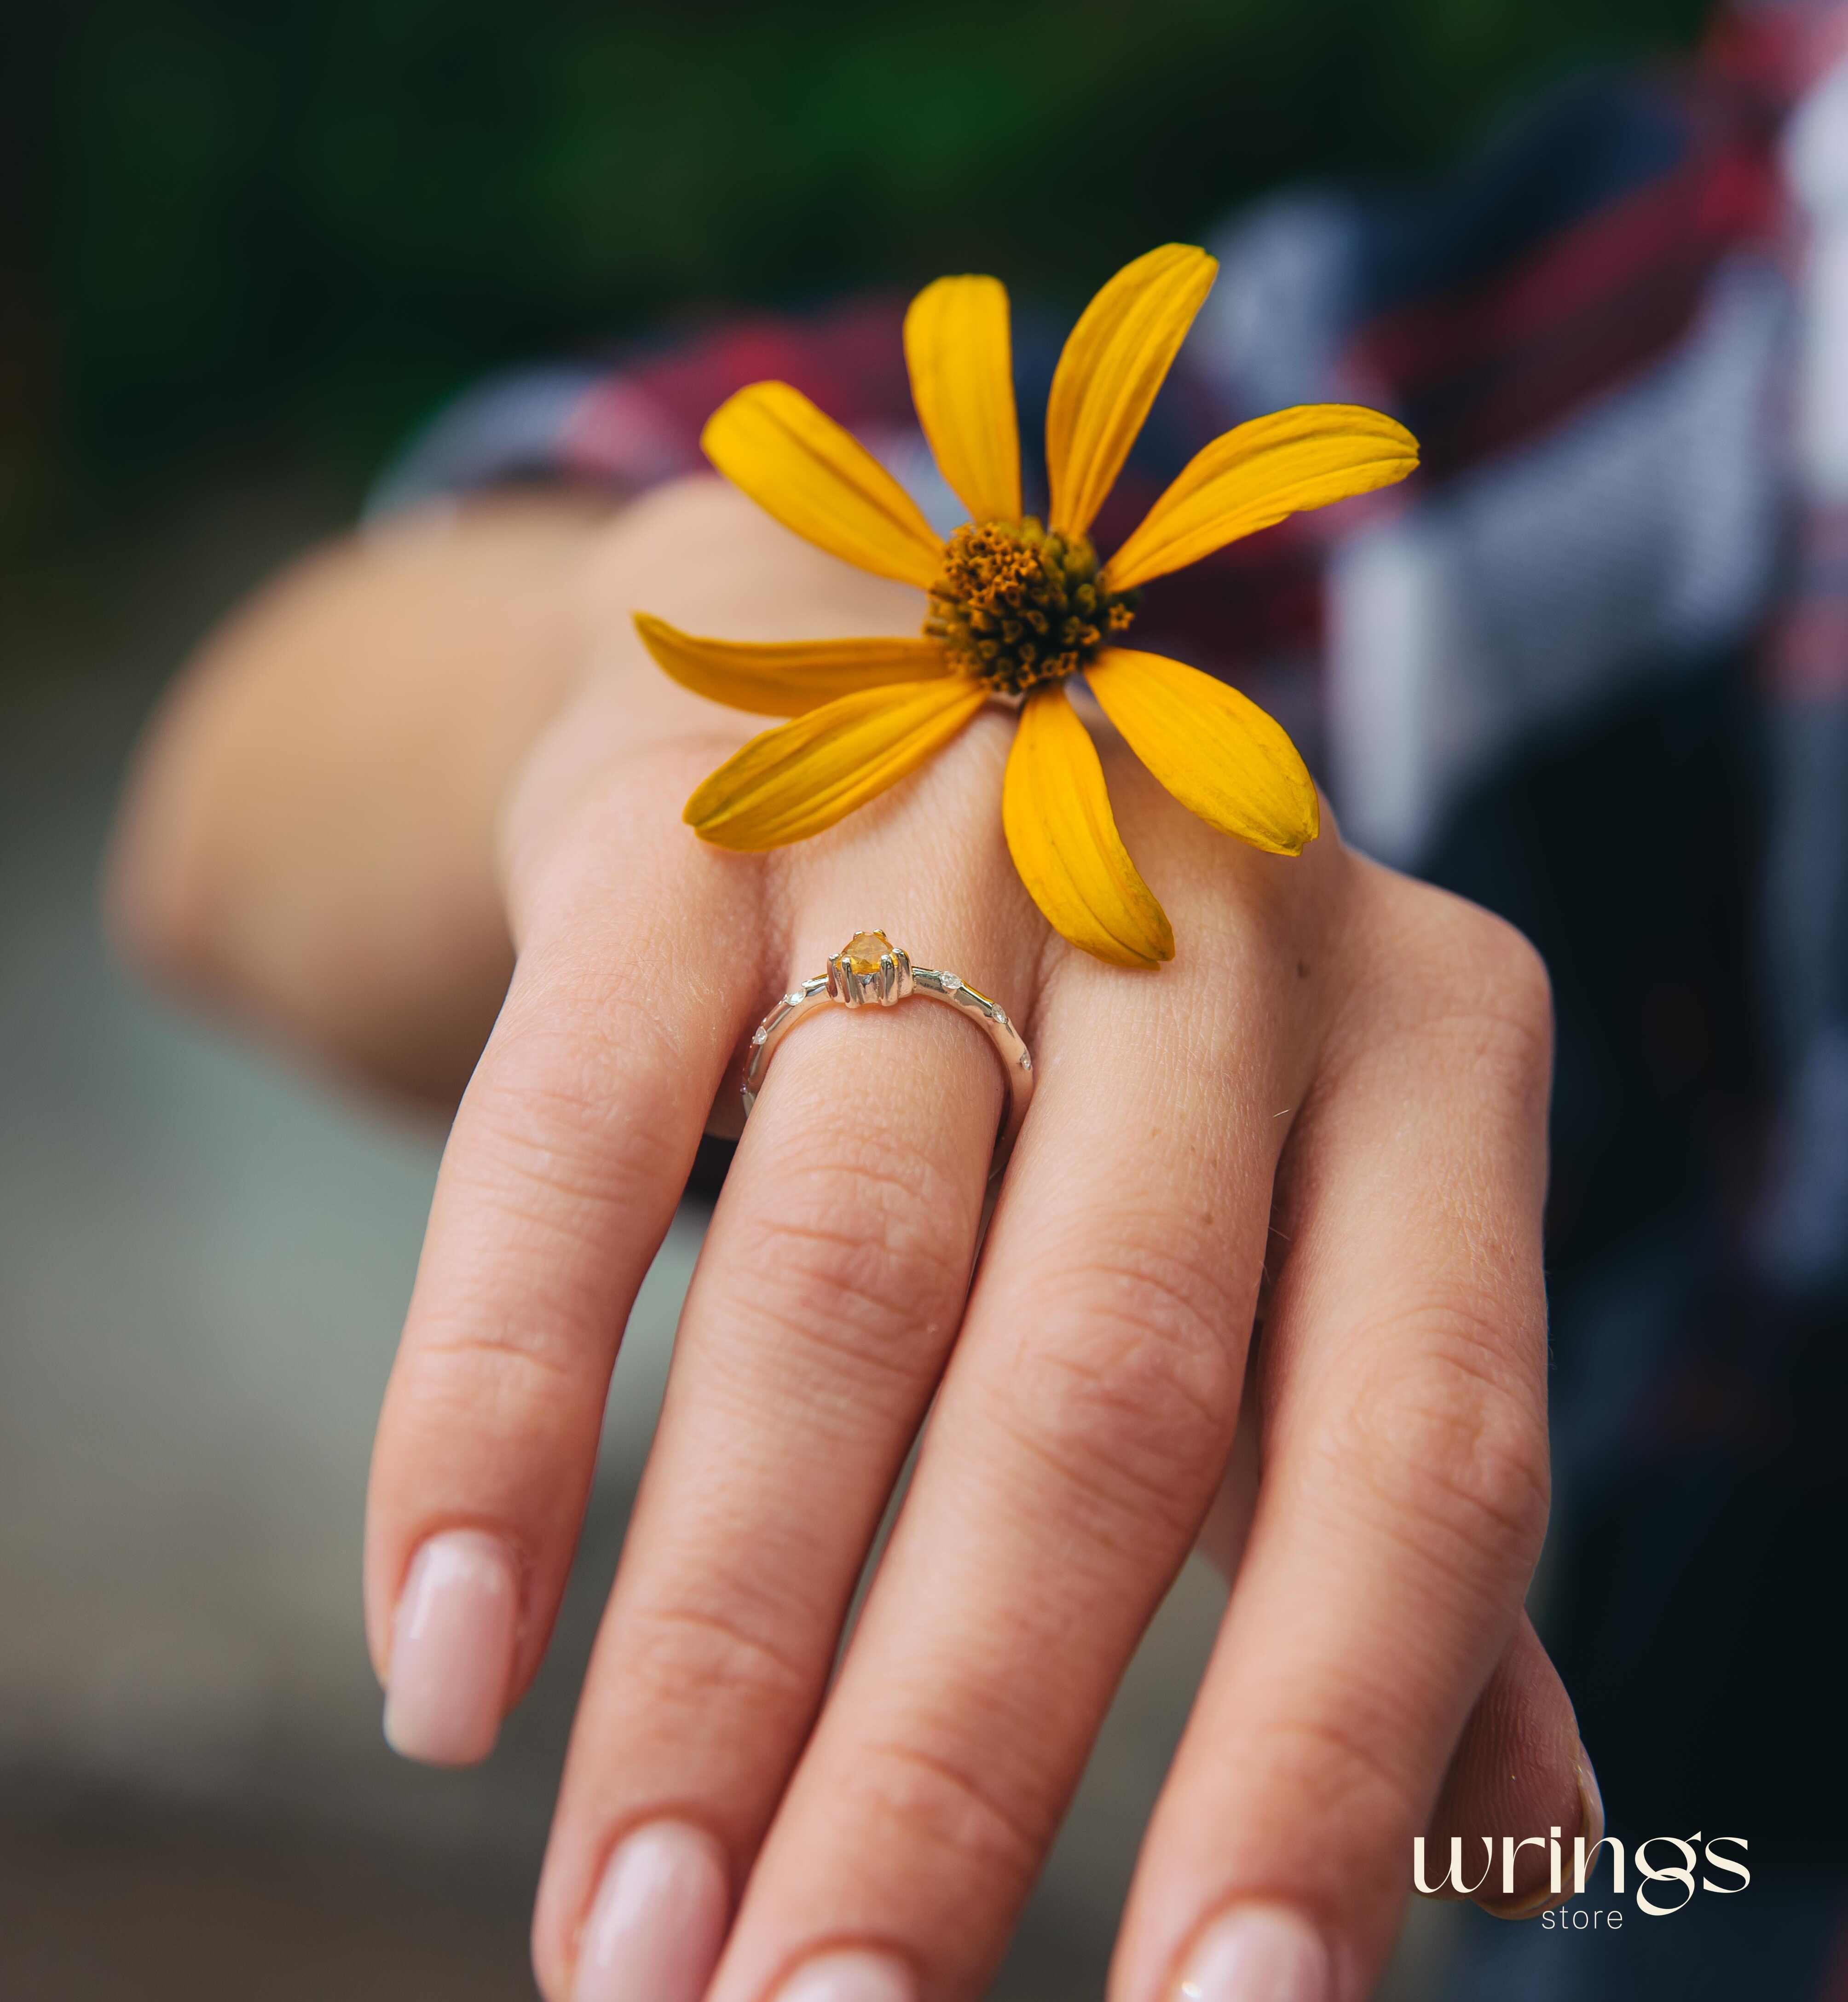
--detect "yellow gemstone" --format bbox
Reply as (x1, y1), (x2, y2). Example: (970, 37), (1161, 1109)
(841, 930), (891, 975)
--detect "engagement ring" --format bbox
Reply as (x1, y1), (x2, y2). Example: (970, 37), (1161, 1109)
(743, 931), (1034, 1177)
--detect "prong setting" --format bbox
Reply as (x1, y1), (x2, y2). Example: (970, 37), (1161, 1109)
(826, 930), (914, 1007)
(748, 934), (1033, 1177)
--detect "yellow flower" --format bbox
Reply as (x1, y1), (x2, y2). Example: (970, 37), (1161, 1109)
(637, 244), (1418, 967)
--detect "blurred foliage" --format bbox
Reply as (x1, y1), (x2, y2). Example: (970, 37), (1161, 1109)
(6, 0), (1713, 516)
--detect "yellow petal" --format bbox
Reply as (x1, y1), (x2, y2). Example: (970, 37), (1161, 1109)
(1105, 405), (1420, 590)
(685, 676), (988, 851)
(635, 613), (950, 718)
(1086, 649), (1319, 855)
(701, 382), (944, 589)
(1002, 683), (1173, 968)
(903, 275), (1022, 523)
(1044, 244), (1217, 538)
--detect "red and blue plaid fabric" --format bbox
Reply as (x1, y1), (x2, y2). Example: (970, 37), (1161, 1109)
(371, 7), (1837, 694)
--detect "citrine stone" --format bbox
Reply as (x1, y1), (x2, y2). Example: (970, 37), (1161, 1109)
(840, 930), (891, 974)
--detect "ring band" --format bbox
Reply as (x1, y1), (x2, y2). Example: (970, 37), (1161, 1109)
(743, 931), (1034, 1178)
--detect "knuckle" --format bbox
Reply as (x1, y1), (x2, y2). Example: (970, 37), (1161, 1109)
(1430, 909), (1555, 1082)
(841, 1734), (1046, 1891)
(1466, 912), (1555, 1045)
(411, 994), (690, 1378)
(618, 1591), (817, 1730)
(468, 991), (685, 1216)
(1262, 1705), (1423, 1847)
(995, 1233), (1242, 1533)
(728, 1148), (976, 1371)
(1344, 1339), (1551, 1575)
(403, 1319), (583, 1418)
(1362, 880), (1555, 1100)
(1483, 913), (1553, 1013)
(503, 738), (725, 933)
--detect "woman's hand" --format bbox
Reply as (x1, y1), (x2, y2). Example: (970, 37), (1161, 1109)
(355, 474), (1593, 2002)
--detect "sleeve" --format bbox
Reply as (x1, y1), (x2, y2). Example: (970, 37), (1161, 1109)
(1750, 46), (1848, 1295)
(362, 296), (918, 524)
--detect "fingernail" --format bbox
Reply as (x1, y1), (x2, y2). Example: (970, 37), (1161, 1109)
(773, 1949), (917, 2002)
(382, 1529), (519, 1765)
(1175, 1905), (1329, 2002)
(1488, 1741), (1607, 1922)
(1577, 1739), (1605, 1853)
(1538, 1738), (1607, 1909)
(572, 1822), (730, 2002)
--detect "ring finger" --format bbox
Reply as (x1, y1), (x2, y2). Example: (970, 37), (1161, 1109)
(531, 880), (1028, 2002)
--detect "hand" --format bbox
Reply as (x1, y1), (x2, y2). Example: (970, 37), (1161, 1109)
(364, 473), (1590, 2002)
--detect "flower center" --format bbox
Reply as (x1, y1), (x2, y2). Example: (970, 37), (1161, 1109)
(924, 519), (1138, 695)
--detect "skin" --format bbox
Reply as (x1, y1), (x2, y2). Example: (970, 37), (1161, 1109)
(108, 476), (1594, 2000)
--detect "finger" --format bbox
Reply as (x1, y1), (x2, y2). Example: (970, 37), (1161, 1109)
(1193, 1372), (1261, 1583)
(694, 858), (1318, 2002)
(531, 859), (1034, 2002)
(1111, 878), (1555, 2002)
(364, 759), (763, 1765)
(1422, 1613), (1603, 1920)
(1198, 1417), (1591, 1920)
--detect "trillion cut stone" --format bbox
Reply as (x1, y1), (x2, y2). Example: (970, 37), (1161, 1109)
(840, 930), (892, 974)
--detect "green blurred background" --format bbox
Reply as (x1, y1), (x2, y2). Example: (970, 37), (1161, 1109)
(6, 0), (1713, 546)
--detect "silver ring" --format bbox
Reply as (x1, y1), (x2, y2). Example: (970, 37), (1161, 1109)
(743, 931), (1034, 1178)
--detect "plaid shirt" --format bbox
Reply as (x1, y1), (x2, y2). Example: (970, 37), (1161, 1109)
(374, 5), (1845, 840)
(376, 0), (1847, 1244)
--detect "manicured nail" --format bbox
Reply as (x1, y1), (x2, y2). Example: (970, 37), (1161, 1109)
(773, 1949), (917, 2002)
(1175, 1905), (1329, 2002)
(572, 1822), (730, 2002)
(382, 1529), (519, 1765)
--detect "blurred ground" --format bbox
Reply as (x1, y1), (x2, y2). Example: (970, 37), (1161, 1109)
(0, 471), (1452, 1996)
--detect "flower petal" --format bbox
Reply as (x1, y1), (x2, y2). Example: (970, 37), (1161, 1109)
(1002, 683), (1173, 968)
(1105, 405), (1420, 590)
(685, 676), (988, 851)
(1086, 649), (1319, 855)
(635, 613), (950, 717)
(1044, 244), (1217, 538)
(701, 382), (944, 588)
(903, 275), (1022, 524)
